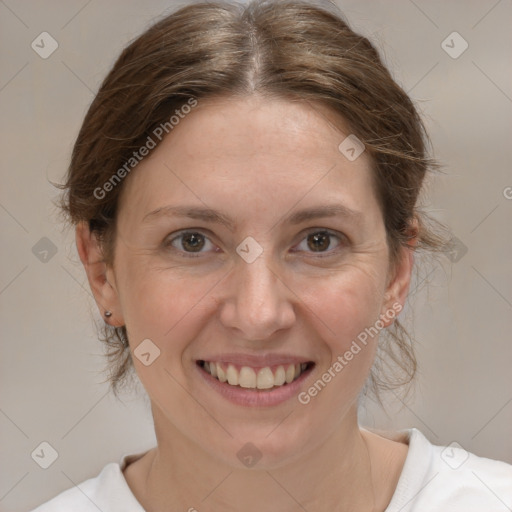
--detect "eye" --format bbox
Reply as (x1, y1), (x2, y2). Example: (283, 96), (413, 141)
(165, 230), (216, 256)
(164, 228), (346, 258)
(293, 229), (345, 255)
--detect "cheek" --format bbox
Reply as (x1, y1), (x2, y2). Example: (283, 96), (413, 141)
(121, 273), (208, 336)
(118, 251), (388, 357)
(302, 264), (387, 348)
(301, 266), (387, 392)
(116, 256), (220, 361)
(293, 269), (386, 423)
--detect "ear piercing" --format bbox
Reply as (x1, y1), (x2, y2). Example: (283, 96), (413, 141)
(103, 310), (128, 347)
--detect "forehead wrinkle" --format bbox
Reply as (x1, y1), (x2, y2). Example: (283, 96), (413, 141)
(141, 203), (364, 232)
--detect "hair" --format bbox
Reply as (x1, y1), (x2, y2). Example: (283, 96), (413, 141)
(57, 0), (449, 401)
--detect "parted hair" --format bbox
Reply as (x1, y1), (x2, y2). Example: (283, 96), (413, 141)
(57, 0), (448, 400)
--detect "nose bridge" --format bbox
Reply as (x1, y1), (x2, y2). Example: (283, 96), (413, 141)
(240, 254), (278, 307)
(222, 250), (295, 339)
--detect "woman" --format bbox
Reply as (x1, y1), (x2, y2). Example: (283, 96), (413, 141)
(33, 0), (512, 510)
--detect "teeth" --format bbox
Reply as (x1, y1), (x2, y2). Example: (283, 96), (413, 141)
(217, 364), (227, 383)
(274, 365), (286, 386)
(256, 367), (274, 389)
(285, 364), (295, 383)
(202, 361), (309, 390)
(226, 364), (238, 386)
(239, 366), (256, 388)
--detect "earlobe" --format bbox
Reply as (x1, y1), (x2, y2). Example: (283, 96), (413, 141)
(380, 247), (414, 328)
(75, 221), (124, 326)
(381, 222), (418, 327)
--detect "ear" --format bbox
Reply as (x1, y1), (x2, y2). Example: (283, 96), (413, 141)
(75, 221), (124, 327)
(380, 220), (418, 327)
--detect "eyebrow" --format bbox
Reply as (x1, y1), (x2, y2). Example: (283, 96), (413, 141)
(142, 203), (363, 229)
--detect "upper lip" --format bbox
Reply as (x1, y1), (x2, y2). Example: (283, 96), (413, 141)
(197, 353), (314, 368)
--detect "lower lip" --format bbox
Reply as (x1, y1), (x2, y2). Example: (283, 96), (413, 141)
(195, 362), (314, 407)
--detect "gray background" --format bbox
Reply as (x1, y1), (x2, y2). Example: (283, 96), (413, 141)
(1, 1), (511, 510)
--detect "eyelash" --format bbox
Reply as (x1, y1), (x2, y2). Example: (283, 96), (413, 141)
(164, 228), (347, 259)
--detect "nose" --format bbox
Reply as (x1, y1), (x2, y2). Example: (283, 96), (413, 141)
(218, 255), (296, 341)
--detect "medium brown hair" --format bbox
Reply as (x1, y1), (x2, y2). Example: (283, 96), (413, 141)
(57, 0), (448, 400)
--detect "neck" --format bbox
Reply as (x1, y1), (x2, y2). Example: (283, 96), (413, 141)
(138, 404), (378, 512)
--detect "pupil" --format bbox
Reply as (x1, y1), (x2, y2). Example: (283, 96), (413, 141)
(308, 232), (330, 252)
(183, 233), (204, 252)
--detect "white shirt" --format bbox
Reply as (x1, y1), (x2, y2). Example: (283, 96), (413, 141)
(31, 428), (512, 511)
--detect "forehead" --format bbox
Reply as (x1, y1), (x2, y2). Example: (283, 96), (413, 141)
(161, 95), (361, 165)
(118, 95), (378, 222)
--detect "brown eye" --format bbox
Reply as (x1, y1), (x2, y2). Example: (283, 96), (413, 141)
(181, 232), (205, 252)
(307, 231), (331, 252)
(167, 231), (214, 255)
(294, 229), (344, 255)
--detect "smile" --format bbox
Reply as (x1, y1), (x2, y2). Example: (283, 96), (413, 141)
(197, 360), (314, 391)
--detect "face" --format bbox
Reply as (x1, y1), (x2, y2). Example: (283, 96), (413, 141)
(80, 95), (412, 469)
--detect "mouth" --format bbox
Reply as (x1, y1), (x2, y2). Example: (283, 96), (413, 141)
(196, 360), (315, 391)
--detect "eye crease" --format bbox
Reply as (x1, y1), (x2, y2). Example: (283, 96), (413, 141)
(164, 229), (346, 257)
(295, 230), (343, 253)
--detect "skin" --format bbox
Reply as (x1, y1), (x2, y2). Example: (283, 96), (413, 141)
(77, 95), (414, 511)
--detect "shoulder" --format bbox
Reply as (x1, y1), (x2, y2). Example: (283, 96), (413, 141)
(30, 460), (145, 512)
(386, 428), (512, 512)
(423, 436), (512, 509)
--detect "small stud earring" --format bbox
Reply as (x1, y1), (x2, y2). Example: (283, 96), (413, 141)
(104, 310), (112, 318)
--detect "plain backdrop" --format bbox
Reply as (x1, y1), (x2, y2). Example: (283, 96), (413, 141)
(1, 1), (511, 510)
